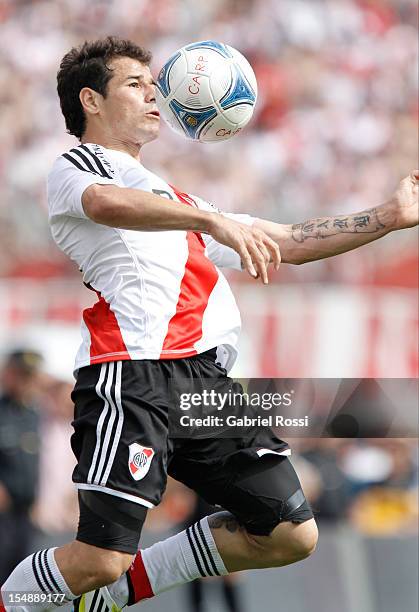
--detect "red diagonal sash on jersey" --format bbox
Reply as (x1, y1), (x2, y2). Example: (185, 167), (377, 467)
(83, 289), (129, 362)
(160, 187), (219, 357)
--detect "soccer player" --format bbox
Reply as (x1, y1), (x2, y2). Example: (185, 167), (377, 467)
(1, 36), (417, 612)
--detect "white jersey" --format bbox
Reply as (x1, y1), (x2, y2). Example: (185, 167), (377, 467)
(47, 143), (254, 373)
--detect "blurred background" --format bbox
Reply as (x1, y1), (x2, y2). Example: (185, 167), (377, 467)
(0, 0), (418, 610)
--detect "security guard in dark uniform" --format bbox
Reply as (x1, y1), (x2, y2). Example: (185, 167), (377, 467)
(0, 350), (42, 584)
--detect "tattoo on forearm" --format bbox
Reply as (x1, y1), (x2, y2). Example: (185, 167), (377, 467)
(291, 208), (385, 243)
(208, 512), (244, 534)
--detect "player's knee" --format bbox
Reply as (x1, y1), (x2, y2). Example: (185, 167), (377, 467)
(284, 519), (318, 562)
(92, 551), (133, 585)
(245, 518), (318, 567)
(78, 543), (133, 587)
(56, 540), (134, 593)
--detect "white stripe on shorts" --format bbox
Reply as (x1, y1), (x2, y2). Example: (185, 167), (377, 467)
(76, 483), (155, 508)
(87, 362), (109, 484)
(93, 361), (116, 484)
(100, 360), (124, 485)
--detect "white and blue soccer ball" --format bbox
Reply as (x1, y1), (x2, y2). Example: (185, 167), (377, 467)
(156, 40), (258, 143)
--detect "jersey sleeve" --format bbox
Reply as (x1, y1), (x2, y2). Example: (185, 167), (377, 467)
(192, 195), (255, 271)
(47, 149), (118, 219)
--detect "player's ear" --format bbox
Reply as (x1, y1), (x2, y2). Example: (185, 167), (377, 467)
(79, 87), (102, 116)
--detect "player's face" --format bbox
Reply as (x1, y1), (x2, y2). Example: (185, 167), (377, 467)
(100, 57), (160, 147)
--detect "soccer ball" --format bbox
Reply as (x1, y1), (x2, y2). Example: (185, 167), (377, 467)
(155, 40), (258, 143)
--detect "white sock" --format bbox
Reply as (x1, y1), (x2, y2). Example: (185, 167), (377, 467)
(1, 549), (75, 612)
(108, 516), (227, 606)
(143, 515), (227, 594)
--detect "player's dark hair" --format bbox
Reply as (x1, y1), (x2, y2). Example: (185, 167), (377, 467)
(57, 36), (152, 139)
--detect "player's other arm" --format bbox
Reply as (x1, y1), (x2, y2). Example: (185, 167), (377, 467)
(254, 172), (418, 264)
(82, 184), (281, 283)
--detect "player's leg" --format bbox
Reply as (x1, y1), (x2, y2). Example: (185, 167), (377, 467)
(209, 511), (318, 570)
(206, 452), (318, 571)
(72, 513), (316, 611)
(67, 359), (167, 591)
(83, 454), (316, 609)
(0, 543), (133, 611)
(121, 452), (316, 605)
(68, 358), (173, 609)
(0, 489), (146, 611)
(54, 490), (148, 593)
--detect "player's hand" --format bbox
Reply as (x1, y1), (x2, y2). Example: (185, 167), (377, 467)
(389, 171), (419, 230)
(207, 215), (281, 283)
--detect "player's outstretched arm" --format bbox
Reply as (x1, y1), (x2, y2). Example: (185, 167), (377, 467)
(82, 183), (281, 283)
(254, 172), (418, 265)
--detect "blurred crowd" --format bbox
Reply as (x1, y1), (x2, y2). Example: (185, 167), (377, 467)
(0, 0), (417, 284)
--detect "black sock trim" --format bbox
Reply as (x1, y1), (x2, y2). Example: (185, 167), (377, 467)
(191, 522), (213, 577)
(197, 521), (220, 576)
(32, 552), (48, 593)
(186, 527), (206, 578)
(42, 549), (61, 592)
(39, 550), (55, 592)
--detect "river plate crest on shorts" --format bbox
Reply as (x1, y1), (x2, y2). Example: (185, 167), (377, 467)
(128, 443), (155, 481)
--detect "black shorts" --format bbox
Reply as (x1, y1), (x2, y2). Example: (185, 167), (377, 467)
(71, 349), (313, 552)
